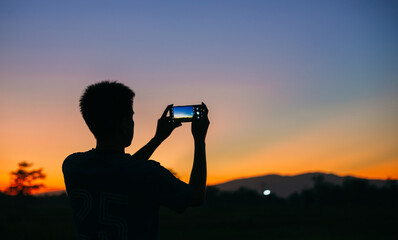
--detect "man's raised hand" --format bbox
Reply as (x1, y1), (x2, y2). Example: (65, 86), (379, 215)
(154, 104), (182, 142)
(191, 102), (210, 142)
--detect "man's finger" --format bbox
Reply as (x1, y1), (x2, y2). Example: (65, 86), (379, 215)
(164, 116), (172, 123)
(161, 104), (173, 118)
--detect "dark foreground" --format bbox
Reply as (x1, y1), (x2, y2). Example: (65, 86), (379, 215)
(0, 192), (397, 240)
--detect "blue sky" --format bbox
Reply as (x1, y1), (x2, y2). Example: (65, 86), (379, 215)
(0, 0), (397, 187)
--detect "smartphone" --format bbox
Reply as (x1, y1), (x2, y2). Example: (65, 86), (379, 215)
(171, 105), (204, 122)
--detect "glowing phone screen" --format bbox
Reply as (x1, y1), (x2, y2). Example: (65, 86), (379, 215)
(173, 106), (194, 119)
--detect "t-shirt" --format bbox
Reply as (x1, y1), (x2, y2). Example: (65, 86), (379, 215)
(62, 149), (193, 240)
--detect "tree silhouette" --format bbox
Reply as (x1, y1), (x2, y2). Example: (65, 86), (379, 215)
(4, 161), (46, 196)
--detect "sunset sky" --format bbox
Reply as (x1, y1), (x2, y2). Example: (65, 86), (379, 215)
(1, 0), (397, 192)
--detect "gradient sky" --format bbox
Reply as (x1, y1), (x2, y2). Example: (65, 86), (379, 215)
(1, 0), (397, 192)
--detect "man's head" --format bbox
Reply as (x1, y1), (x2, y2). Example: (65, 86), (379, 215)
(80, 81), (135, 147)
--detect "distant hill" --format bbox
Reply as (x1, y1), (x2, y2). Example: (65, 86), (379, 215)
(212, 172), (390, 198)
(34, 172), (392, 198)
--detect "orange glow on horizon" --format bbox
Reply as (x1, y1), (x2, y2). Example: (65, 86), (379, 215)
(1, 90), (397, 194)
(2, 164), (397, 194)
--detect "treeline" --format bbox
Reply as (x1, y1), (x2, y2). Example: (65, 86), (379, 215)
(205, 176), (398, 208)
(0, 176), (397, 209)
(0, 190), (70, 206)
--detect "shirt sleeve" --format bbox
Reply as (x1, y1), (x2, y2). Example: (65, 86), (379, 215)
(149, 160), (194, 213)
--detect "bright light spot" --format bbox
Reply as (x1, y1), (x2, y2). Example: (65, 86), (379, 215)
(263, 190), (271, 196)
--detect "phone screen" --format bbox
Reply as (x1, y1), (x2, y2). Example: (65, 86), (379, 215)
(173, 106), (194, 119)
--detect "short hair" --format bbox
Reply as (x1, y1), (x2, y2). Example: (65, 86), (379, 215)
(79, 81), (135, 139)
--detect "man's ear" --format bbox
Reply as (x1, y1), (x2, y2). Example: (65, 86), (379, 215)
(120, 117), (130, 131)
(120, 117), (134, 147)
(120, 117), (134, 135)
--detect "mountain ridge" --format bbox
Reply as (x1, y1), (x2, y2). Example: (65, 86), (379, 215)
(211, 172), (392, 198)
(34, 172), (395, 198)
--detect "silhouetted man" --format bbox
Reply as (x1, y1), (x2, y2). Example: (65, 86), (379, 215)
(62, 81), (209, 239)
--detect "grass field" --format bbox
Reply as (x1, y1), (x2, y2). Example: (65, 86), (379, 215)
(1, 194), (397, 240)
(160, 205), (397, 240)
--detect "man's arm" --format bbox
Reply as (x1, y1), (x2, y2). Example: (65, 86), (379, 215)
(133, 105), (181, 160)
(132, 137), (163, 161)
(189, 102), (210, 206)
